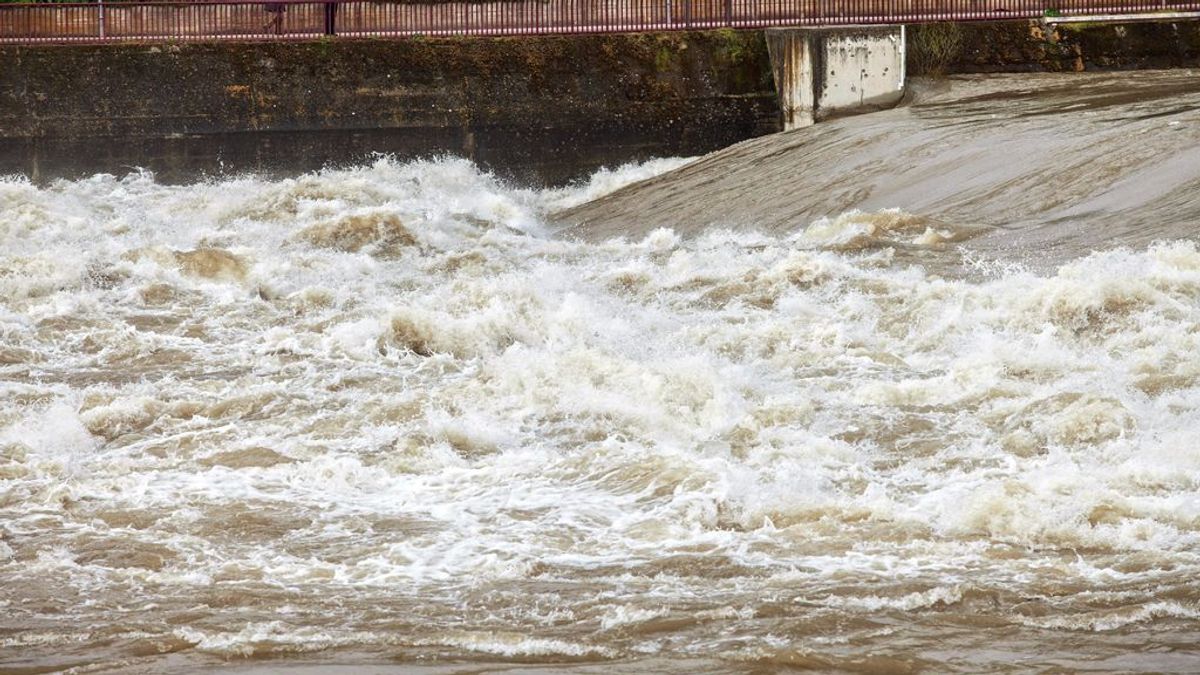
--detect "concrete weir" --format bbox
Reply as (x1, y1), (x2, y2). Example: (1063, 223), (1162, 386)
(765, 26), (906, 129)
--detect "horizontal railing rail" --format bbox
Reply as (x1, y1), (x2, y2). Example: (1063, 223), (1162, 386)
(1, 0), (1197, 43)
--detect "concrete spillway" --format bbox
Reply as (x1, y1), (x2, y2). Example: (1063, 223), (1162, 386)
(554, 69), (1200, 271)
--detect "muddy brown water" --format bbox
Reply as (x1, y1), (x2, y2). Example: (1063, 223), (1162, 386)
(2, 72), (1200, 673)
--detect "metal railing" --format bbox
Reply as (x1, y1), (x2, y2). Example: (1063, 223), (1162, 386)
(1, 0), (1196, 43)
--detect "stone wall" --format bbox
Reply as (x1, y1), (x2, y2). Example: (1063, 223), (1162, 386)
(910, 20), (1200, 75)
(0, 32), (778, 183)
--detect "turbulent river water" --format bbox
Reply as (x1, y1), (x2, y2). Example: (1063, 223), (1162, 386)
(3, 72), (1200, 673)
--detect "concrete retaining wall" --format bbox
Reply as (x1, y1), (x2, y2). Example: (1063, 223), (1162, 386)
(911, 20), (1200, 74)
(766, 26), (906, 130)
(0, 32), (779, 183)
(1, 22), (1195, 183)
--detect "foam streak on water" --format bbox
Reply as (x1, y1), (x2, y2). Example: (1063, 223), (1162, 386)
(1, 157), (1199, 672)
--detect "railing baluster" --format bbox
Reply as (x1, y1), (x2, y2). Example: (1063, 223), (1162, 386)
(0, 0), (1195, 44)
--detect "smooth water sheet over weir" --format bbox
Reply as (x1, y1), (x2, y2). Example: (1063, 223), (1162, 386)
(559, 70), (1200, 271)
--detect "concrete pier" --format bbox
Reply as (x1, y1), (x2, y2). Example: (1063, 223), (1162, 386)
(766, 26), (906, 130)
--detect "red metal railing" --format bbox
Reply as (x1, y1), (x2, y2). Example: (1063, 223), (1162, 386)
(0, 0), (1196, 43)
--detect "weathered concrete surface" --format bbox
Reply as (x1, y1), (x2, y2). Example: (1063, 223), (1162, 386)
(820, 27), (906, 119)
(766, 26), (905, 129)
(764, 29), (817, 129)
(0, 32), (778, 183)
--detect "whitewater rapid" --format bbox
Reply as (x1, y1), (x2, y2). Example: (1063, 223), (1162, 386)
(1, 154), (1199, 669)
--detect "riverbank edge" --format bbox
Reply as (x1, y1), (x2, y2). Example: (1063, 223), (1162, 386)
(1, 20), (1198, 183)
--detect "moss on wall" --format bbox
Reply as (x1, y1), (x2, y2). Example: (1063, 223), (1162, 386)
(0, 32), (779, 182)
(913, 20), (1200, 74)
(0, 32), (778, 140)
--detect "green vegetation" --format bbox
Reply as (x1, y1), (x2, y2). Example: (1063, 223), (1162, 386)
(909, 22), (964, 76)
(714, 28), (751, 64)
(654, 42), (675, 71)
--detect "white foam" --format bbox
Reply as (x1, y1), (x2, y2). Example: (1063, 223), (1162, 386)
(1021, 601), (1200, 632)
(2, 157), (1199, 661)
(421, 631), (615, 658)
